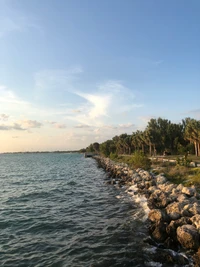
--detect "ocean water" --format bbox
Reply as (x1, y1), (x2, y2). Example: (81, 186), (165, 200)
(0, 153), (155, 267)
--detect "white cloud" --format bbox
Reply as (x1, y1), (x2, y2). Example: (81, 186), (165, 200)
(75, 92), (111, 119)
(18, 120), (43, 129)
(0, 85), (28, 105)
(0, 123), (25, 131)
(74, 124), (91, 129)
(66, 80), (142, 127)
(118, 123), (135, 129)
(0, 113), (9, 120)
(54, 123), (67, 129)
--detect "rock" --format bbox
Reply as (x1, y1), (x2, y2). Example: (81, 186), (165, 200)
(156, 175), (167, 184)
(166, 217), (191, 239)
(193, 248), (200, 267)
(182, 203), (200, 217)
(176, 184), (184, 191)
(190, 162), (196, 167)
(158, 183), (176, 193)
(176, 193), (189, 203)
(148, 209), (168, 222)
(165, 202), (181, 220)
(149, 191), (172, 209)
(151, 248), (190, 265)
(134, 176), (142, 182)
(182, 186), (196, 197)
(190, 214), (200, 230)
(164, 237), (178, 250)
(151, 221), (168, 242)
(177, 224), (199, 250)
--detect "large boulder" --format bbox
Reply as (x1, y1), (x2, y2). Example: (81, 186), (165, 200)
(148, 209), (168, 222)
(165, 202), (182, 220)
(177, 224), (199, 250)
(166, 217), (191, 238)
(151, 221), (168, 242)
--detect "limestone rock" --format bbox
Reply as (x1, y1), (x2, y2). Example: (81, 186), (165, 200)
(156, 175), (167, 185)
(182, 203), (200, 217)
(177, 224), (199, 250)
(182, 186), (196, 197)
(151, 221), (168, 242)
(166, 217), (191, 238)
(190, 214), (200, 230)
(148, 209), (167, 222)
(166, 202), (181, 220)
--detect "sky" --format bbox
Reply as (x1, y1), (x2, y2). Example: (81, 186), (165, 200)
(0, 0), (200, 152)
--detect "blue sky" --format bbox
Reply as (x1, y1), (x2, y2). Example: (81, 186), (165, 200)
(0, 0), (200, 152)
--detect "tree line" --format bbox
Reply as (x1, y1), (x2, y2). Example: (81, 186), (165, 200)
(81, 117), (200, 157)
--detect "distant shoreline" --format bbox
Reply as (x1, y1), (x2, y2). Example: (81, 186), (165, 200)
(0, 151), (80, 154)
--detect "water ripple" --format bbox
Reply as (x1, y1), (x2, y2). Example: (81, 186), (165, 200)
(0, 153), (150, 267)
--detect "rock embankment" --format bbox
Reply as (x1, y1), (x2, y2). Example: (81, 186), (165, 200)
(94, 156), (200, 266)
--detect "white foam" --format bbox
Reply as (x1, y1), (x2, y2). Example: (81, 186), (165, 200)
(126, 184), (150, 221)
(145, 261), (162, 267)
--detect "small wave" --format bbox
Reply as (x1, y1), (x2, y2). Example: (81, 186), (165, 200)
(67, 180), (77, 186)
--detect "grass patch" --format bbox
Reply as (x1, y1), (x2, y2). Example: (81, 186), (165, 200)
(153, 165), (200, 190)
(110, 153), (200, 190)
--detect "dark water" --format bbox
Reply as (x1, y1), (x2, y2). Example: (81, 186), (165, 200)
(0, 153), (152, 267)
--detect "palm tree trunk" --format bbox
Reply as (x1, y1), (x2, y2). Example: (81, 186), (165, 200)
(142, 144), (144, 153)
(198, 142), (200, 156)
(149, 142), (152, 156)
(194, 141), (198, 156)
(153, 144), (156, 156)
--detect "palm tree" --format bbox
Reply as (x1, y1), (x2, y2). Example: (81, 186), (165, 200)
(184, 118), (200, 156)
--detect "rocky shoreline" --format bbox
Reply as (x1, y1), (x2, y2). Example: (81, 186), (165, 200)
(94, 156), (200, 266)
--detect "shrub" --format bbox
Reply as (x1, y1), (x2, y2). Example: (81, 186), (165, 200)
(131, 151), (151, 170)
(109, 152), (118, 160)
(176, 156), (191, 167)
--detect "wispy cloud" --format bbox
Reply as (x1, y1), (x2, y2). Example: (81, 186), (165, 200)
(0, 123), (25, 131)
(187, 109), (200, 114)
(66, 80), (142, 126)
(18, 120), (43, 129)
(54, 123), (67, 129)
(0, 113), (9, 120)
(74, 124), (91, 129)
(0, 119), (43, 131)
(34, 66), (83, 90)
(0, 85), (29, 105)
(0, 1), (42, 38)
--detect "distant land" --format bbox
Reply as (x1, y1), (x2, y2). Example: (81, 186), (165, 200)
(0, 151), (80, 154)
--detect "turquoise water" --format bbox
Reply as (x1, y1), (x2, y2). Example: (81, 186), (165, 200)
(0, 153), (150, 267)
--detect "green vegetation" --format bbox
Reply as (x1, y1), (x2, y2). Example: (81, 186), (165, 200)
(130, 151), (151, 170)
(82, 116), (200, 188)
(151, 160), (200, 190)
(83, 117), (200, 157)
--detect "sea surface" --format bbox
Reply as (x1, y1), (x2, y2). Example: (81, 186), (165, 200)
(0, 153), (160, 266)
